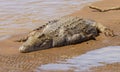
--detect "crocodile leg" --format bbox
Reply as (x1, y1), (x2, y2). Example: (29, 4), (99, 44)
(93, 23), (115, 37)
(15, 19), (59, 42)
(15, 36), (28, 42)
(15, 30), (43, 42)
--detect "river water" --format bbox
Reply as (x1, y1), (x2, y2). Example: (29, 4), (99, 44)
(0, 0), (99, 40)
(37, 46), (120, 72)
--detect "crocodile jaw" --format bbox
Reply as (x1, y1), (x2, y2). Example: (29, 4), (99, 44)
(19, 46), (27, 53)
(19, 45), (34, 53)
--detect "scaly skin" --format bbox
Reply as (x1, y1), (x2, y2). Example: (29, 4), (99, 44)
(17, 16), (114, 53)
(15, 19), (59, 42)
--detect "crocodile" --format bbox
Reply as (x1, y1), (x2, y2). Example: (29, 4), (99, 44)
(17, 16), (114, 53)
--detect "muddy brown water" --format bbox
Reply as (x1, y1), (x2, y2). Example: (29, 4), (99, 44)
(0, 0), (99, 40)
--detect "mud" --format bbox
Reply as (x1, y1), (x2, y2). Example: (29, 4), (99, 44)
(0, 33), (120, 72)
(38, 46), (120, 72)
(0, 0), (120, 72)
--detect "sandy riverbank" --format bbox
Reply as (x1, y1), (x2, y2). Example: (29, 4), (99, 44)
(0, 0), (120, 72)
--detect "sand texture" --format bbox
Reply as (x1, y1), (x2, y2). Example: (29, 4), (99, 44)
(0, 0), (120, 72)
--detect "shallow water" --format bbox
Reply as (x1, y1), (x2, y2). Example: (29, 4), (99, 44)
(37, 46), (120, 72)
(0, 0), (99, 40)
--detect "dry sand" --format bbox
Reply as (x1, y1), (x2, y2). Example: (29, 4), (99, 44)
(0, 0), (120, 72)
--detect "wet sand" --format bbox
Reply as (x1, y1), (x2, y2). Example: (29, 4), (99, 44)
(0, 0), (120, 72)
(38, 46), (120, 72)
(91, 63), (120, 72)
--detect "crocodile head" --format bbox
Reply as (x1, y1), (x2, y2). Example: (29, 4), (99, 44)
(19, 34), (52, 53)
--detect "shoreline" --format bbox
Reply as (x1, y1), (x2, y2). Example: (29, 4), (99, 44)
(0, 0), (100, 39)
(0, 0), (120, 72)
